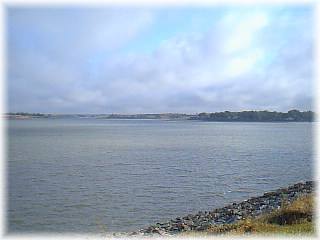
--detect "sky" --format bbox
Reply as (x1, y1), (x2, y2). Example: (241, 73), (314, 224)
(7, 5), (314, 114)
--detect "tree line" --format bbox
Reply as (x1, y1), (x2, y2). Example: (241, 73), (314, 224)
(192, 110), (314, 122)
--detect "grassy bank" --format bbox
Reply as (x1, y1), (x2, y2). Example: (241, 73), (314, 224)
(182, 194), (315, 236)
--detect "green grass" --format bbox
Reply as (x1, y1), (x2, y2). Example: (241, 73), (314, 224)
(182, 194), (315, 236)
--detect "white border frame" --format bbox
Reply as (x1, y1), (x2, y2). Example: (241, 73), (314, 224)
(0, 0), (318, 240)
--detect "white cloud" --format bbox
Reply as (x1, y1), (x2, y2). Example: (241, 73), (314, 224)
(223, 11), (269, 54)
(226, 49), (264, 77)
(7, 7), (314, 113)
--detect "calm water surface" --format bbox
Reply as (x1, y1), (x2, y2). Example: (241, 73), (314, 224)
(7, 119), (313, 233)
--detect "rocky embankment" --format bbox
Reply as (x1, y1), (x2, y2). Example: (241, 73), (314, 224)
(125, 181), (314, 237)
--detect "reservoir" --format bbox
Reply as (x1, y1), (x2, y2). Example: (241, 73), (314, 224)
(7, 119), (313, 233)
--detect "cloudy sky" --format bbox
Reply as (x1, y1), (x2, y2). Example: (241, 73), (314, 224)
(7, 5), (314, 114)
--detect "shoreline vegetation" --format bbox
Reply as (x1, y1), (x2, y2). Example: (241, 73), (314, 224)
(118, 181), (314, 237)
(4, 109), (315, 122)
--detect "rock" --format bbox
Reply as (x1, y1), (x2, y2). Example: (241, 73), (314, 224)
(214, 219), (226, 225)
(169, 226), (180, 232)
(195, 224), (210, 231)
(129, 231), (138, 236)
(263, 191), (276, 197)
(225, 216), (237, 224)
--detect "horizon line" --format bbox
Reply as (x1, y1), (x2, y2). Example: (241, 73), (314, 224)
(4, 109), (314, 115)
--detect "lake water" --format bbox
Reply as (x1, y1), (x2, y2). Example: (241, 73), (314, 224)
(7, 119), (313, 233)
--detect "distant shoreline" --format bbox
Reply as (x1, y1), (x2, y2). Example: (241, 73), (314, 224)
(4, 109), (315, 122)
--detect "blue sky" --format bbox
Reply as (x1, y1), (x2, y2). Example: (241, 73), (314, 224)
(7, 5), (314, 113)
